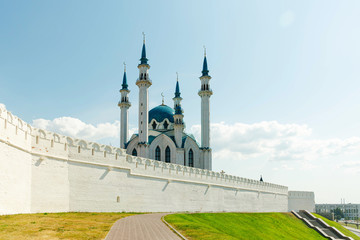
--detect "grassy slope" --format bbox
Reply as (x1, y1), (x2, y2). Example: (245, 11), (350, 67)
(165, 212), (327, 240)
(339, 222), (360, 230)
(0, 212), (135, 240)
(313, 213), (360, 240)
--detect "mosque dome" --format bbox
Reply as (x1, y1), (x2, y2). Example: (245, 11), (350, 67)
(149, 105), (174, 123)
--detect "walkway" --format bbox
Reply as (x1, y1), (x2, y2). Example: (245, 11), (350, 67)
(105, 213), (182, 240)
(344, 226), (360, 237)
(295, 210), (353, 240)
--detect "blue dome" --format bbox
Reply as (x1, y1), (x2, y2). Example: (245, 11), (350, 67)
(149, 105), (174, 123)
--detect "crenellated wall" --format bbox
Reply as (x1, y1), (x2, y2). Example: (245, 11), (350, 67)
(288, 191), (315, 212)
(0, 105), (289, 214)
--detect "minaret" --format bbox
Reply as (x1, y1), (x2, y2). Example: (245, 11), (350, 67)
(136, 33), (152, 158)
(198, 47), (213, 170)
(118, 63), (131, 149)
(173, 73), (184, 148)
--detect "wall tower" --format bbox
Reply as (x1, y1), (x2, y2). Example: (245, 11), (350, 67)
(173, 73), (184, 148)
(118, 63), (131, 149)
(198, 48), (213, 170)
(136, 34), (152, 157)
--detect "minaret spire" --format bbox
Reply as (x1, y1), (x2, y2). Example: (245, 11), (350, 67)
(122, 62), (128, 90)
(175, 72), (180, 98)
(118, 62), (131, 149)
(173, 73), (184, 148)
(198, 49), (213, 170)
(140, 32), (148, 65)
(202, 46), (209, 77)
(136, 33), (152, 158)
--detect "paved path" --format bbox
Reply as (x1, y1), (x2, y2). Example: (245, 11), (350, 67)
(105, 213), (182, 240)
(344, 226), (360, 237)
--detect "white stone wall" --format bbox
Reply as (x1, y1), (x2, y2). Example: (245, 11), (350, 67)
(0, 105), (289, 214)
(0, 108), (32, 214)
(288, 191), (315, 212)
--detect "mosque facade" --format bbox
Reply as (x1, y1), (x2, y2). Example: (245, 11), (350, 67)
(118, 39), (212, 170)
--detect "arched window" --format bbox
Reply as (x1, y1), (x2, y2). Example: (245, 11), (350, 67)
(165, 146), (171, 163)
(132, 148), (137, 156)
(152, 121), (157, 129)
(189, 149), (194, 167)
(163, 121), (169, 129)
(155, 146), (161, 161)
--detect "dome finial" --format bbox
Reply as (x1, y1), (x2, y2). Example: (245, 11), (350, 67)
(142, 32), (146, 44)
(123, 62), (126, 72)
(176, 72), (179, 81)
(203, 45), (206, 57)
(161, 92), (165, 105)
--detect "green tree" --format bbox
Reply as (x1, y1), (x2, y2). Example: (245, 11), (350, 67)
(331, 208), (344, 220)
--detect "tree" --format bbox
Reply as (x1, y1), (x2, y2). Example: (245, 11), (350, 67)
(331, 208), (344, 220)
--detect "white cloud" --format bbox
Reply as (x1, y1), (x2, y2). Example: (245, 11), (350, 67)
(32, 117), (121, 142)
(32, 116), (360, 171)
(338, 161), (360, 174)
(279, 10), (295, 27)
(0, 103), (6, 110)
(191, 121), (360, 163)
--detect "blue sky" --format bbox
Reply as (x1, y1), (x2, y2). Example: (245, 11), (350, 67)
(1, 0), (360, 203)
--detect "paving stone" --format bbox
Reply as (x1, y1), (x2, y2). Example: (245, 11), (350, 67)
(105, 213), (181, 240)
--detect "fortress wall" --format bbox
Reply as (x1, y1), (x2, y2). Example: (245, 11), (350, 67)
(0, 107), (32, 214)
(30, 155), (70, 213)
(0, 106), (289, 214)
(288, 191), (315, 212)
(66, 158), (288, 212)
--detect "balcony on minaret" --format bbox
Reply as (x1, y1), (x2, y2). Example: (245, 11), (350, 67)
(198, 87), (213, 96)
(121, 96), (129, 103)
(136, 73), (152, 86)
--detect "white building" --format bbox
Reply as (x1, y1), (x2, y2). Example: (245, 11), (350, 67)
(120, 39), (212, 170)
(316, 204), (360, 220)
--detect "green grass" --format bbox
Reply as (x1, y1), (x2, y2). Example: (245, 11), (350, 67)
(313, 213), (360, 240)
(165, 212), (327, 240)
(0, 212), (136, 240)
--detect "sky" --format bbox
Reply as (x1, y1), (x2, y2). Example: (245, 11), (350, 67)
(1, 0), (360, 204)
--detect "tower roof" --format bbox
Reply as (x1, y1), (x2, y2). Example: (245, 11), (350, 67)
(201, 56), (209, 77)
(121, 64), (128, 90)
(175, 80), (181, 98)
(140, 43), (148, 65)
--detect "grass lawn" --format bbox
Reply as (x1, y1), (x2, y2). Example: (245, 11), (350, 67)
(313, 213), (360, 240)
(0, 212), (135, 240)
(165, 212), (327, 240)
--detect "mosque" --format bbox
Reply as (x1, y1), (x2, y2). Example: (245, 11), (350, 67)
(118, 37), (212, 170)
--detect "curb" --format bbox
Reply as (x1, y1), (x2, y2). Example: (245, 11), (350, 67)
(161, 214), (188, 240)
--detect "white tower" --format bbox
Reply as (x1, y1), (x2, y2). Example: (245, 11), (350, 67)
(198, 49), (213, 170)
(136, 34), (152, 158)
(173, 73), (184, 148)
(118, 63), (131, 149)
